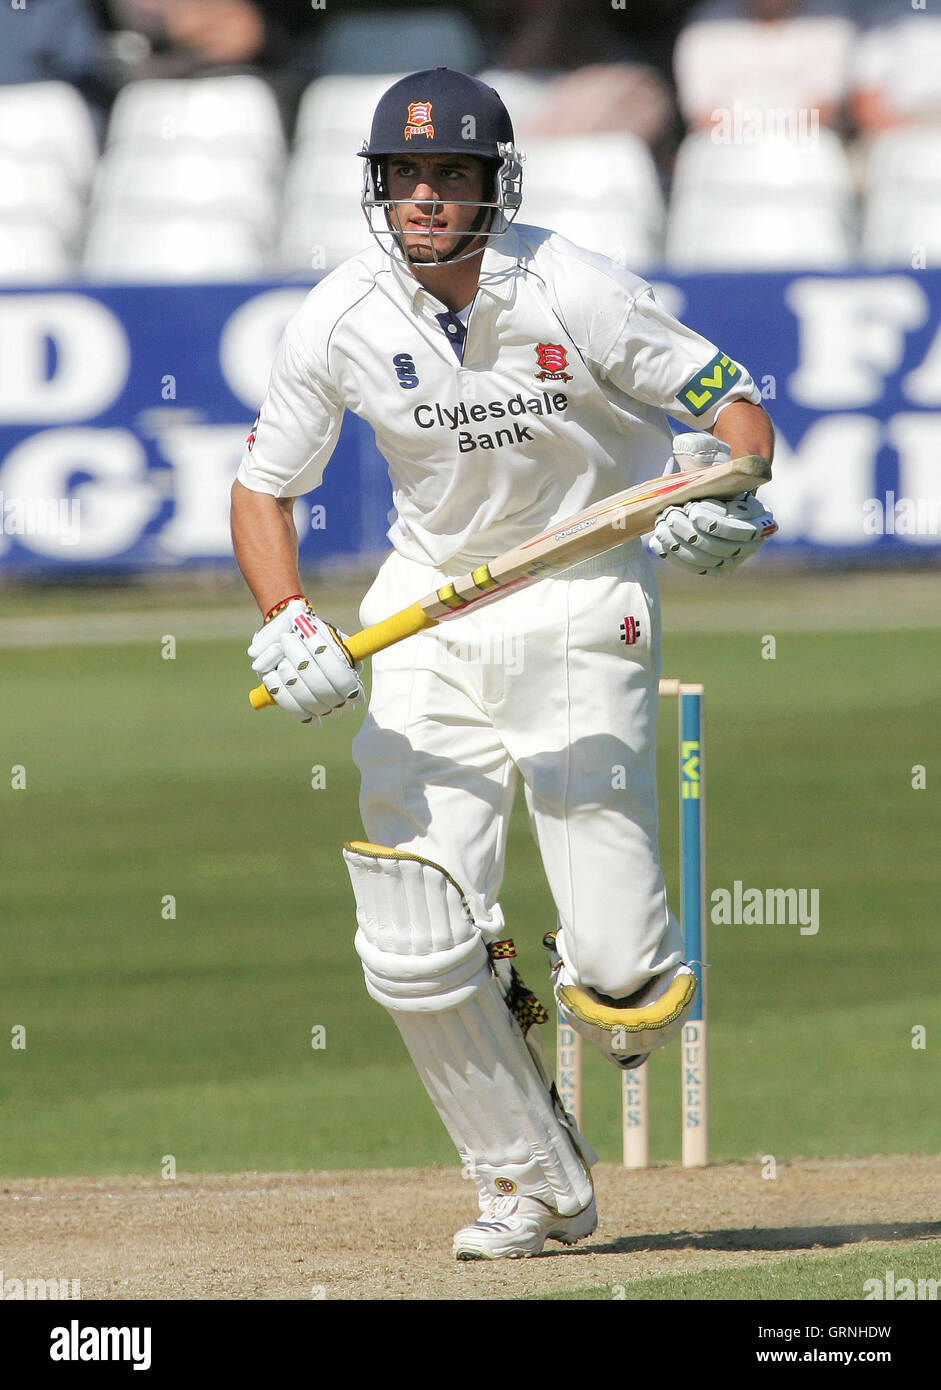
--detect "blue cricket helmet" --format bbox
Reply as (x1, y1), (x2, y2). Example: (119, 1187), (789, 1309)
(362, 67), (515, 157)
(360, 67), (524, 263)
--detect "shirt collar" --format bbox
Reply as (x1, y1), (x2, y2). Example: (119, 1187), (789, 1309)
(387, 222), (521, 312)
(477, 224), (522, 302)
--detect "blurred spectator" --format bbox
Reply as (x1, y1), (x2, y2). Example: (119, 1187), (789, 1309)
(0, 0), (113, 124)
(468, 0), (686, 159)
(102, 0), (269, 74)
(93, 0), (322, 130)
(96, 0), (323, 77)
(850, 6), (941, 133)
(473, 0), (657, 72)
(286, 2), (485, 79)
(94, 0), (485, 134)
(516, 65), (673, 149)
(602, 1), (704, 89)
(674, 0), (857, 134)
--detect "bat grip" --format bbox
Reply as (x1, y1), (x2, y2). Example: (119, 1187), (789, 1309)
(344, 602), (432, 662)
(249, 683), (275, 710)
(248, 601), (434, 710)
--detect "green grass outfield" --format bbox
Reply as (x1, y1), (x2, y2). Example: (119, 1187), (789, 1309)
(1, 573), (938, 1178)
(532, 1241), (940, 1301)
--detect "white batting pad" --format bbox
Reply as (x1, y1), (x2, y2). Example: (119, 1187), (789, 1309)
(344, 842), (596, 1214)
(350, 845), (491, 1011)
(555, 959), (697, 1061)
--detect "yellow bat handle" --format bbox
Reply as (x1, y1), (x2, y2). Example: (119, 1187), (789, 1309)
(248, 601), (434, 710)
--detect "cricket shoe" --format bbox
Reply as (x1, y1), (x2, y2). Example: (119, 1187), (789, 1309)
(453, 1193), (597, 1261)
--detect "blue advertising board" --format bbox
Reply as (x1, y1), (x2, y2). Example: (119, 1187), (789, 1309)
(0, 271), (938, 571)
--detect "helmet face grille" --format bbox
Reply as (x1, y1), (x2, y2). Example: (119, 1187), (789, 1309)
(360, 141), (524, 266)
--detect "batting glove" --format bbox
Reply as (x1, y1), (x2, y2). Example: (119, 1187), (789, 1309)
(248, 598), (364, 725)
(649, 493), (778, 576)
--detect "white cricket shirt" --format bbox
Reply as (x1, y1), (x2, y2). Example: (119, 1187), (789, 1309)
(237, 223), (761, 567)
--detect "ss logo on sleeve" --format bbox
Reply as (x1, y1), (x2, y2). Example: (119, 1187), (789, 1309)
(677, 351), (739, 416)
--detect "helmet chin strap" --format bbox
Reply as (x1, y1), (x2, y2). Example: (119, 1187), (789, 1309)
(430, 203), (492, 264)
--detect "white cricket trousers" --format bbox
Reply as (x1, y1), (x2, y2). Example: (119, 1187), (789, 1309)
(351, 539), (684, 998)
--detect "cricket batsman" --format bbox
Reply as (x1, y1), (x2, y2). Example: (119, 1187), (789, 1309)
(230, 68), (776, 1260)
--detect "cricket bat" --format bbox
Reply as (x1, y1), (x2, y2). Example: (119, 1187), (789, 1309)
(249, 454), (772, 710)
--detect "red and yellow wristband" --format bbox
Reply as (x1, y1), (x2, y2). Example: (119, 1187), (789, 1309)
(263, 594), (306, 624)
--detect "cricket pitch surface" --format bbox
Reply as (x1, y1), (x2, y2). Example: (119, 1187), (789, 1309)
(3, 1155), (939, 1301)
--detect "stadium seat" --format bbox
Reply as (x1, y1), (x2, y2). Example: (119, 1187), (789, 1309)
(862, 191), (941, 266)
(534, 210), (658, 270)
(516, 134), (663, 268)
(284, 145), (364, 208)
(280, 145), (372, 271)
(672, 129), (854, 204)
(476, 70), (551, 135)
(863, 128), (941, 195)
(0, 151), (85, 252)
(105, 77), (286, 165)
(522, 134), (662, 206)
(0, 82), (98, 190)
(82, 213), (267, 281)
(91, 149), (278, 244)
(293, 75), (407, 153)
(850, 14), (941, 131)
(279, 207), (373, 273)
(0, 222), (73, 282)
(665, 196), (853, 270)
(667, 129), (856, 269)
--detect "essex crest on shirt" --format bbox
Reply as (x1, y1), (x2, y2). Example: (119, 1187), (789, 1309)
(534, 342), (573, 382)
